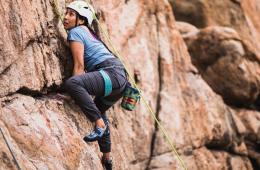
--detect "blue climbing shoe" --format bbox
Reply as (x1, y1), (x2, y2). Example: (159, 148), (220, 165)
(83, 125), (107, 142)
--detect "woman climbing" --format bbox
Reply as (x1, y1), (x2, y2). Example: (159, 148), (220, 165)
(63, 1), (127, 169)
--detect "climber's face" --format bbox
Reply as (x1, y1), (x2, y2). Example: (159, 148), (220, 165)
(63, 8), (77, 30)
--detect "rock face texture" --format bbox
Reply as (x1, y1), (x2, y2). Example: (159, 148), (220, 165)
(170, 0), (260, 169)
(0, 0), (69, 97)
(0, 0), (259, 170)
(169, 0), (260, 55)
(185, 26), (260, 106)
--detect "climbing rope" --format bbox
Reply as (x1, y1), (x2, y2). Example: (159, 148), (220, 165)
(0, 127), (22, 170)
(92, 13), (188, 170)
(53, 1), (187, 169)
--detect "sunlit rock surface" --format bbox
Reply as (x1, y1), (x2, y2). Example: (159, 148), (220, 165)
(0, 0), (259, 169)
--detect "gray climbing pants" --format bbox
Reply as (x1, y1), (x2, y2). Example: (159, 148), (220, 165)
(65, 58), (127, 152)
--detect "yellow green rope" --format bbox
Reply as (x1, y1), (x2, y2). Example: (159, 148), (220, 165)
(93, 14), (188, 170)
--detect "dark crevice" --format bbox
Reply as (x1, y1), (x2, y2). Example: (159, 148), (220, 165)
(16, 87), (45, 98)
(130, 157), (150, 165)
(15, 83), (65, 99)
(230, 0), (241, 6)
(248, 156), (259, 170)
(0, 81), (67, 107)
(169, 1), (207, 28)
(253, 94), (260, 110)
(227, 156), (232, 170)
(145, 8), (163, 168)
(244, 136), (260, 170)
(205, 141), (239, 156)
(145, 55), (162, 170)
(205, 144), (251, 158)
(0, 63), (13, 76)
(187, 69), (199, 75)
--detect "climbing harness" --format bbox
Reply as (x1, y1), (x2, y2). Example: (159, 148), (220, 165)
(99, 69), (112, 97)
(52, 0), (187, 169)
(0, 127), (22, 170)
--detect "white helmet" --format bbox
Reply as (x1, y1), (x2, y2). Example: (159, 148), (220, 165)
(67, 0), (95, 25)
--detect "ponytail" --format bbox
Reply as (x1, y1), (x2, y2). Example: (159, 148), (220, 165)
(81, 16), (118, 58)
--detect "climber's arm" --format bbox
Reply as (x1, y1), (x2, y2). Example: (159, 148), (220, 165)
(70, 41), (85, 76)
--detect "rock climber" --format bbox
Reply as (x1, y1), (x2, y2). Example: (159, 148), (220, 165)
(63, 1), (127, 169)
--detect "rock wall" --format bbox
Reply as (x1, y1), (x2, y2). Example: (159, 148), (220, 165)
(169, 0), (260, 56)
(170, 0), (260, 169)
(0, 0), (259, 170)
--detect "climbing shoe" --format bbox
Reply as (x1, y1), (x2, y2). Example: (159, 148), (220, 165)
(102, 158), (113, 170)
(83, 125), (107, 142)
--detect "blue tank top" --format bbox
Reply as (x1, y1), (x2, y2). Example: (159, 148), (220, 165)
(67, 26), (114, 71)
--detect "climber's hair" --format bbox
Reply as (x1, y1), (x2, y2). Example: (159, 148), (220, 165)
(77, 14), (101, 39)
(78, 14), (118, 58)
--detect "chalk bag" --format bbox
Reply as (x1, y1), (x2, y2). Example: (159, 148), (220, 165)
(121, 82), (140, 111)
